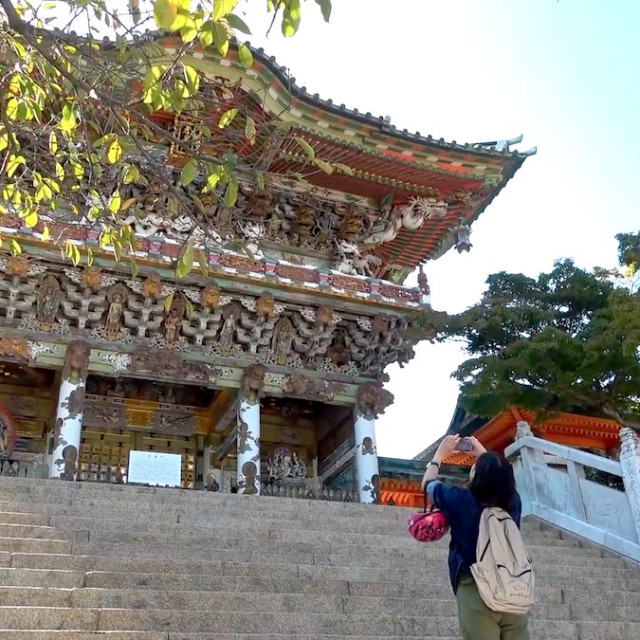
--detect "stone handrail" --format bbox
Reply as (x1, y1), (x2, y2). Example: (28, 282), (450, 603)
(505, 424), (640, 563)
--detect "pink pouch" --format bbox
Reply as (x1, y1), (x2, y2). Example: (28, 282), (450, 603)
(407, 494), (449, 543)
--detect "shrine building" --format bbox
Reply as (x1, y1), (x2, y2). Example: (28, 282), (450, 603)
(383, 403), (626, 508)
(0, 41), (532, 502)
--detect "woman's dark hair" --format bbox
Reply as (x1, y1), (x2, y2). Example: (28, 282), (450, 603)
(469, 452), (517, 510)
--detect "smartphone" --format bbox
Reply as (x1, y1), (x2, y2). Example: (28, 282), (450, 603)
(455, 437), (473, 452)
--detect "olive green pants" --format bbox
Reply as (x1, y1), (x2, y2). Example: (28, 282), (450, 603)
(456, 576), (529, 640)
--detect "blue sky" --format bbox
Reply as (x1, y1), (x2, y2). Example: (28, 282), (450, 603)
(244, 0), (640, 458)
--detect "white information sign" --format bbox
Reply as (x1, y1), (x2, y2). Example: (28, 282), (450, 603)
(127, 450), (182, 487)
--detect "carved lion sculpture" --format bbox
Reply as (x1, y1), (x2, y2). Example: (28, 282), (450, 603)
(240, 364), (267, 404)
(356, 382), (394, 420)
(63, 340), (91, 383)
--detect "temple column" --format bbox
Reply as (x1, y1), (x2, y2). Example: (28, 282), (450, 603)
(236, 365), (266, 495)
(49, 340), (91, 480)
(354, 382), (394, 504)
(619, 428), (640, 543)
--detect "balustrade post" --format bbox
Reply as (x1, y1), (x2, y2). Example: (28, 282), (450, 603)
(619, 427), (640, 543)
(236, 365), (266, 496)
(512, 421), (536, 515)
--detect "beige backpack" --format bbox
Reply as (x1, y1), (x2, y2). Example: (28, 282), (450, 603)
(470, 507), (535, 615)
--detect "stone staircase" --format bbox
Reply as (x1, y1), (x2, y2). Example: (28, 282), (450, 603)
(0, 477), (639, 639)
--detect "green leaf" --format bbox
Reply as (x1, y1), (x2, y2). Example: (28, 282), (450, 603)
(218, 108), (239, 129)
(185, 298), (195, 319)
(213, 0), (239, 21)
(163, 292), (175, 312)
(202, 165), (222, 193)
(106, 138), (122, 164)
(123, 164), (140, 184)
(237, 42), (253, 67)
(282, 0), (301, 37)
(333, 162), (355, 176)
(315, 0), (332, 21)
(60, 103), (76, 133)
(314, 159), (333, 174)
(224, 178), (238, 207)
(183, 65), (200, 96)
(180, 158), (198, 185)
(210, 20), (230, 55)
(245, 115), (256, 145)
(10, 239), (22, 256)
(293, 136), (315, 159)
(226, 13), (252, 34)
(130, 258), (139, 278)
(130, 0), (141, 23)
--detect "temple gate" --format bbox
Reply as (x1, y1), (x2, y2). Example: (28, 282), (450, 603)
(0, 43), (530, 502)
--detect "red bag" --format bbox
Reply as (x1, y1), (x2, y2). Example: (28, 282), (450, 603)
(407, 493), (449, 543)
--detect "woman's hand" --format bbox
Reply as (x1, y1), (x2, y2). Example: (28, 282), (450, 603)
(468, 436), (487, 458)
(435, 435), (461, 459)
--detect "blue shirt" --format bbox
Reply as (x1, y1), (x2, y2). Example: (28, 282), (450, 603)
(426, 480), (522, 593)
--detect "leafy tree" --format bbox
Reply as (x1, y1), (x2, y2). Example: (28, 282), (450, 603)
(427, 238), (640, 429)
(0, 0), (333, 274)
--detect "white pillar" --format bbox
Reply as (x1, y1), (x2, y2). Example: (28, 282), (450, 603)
(354, 382), (392, 504)
(49, 340), (91, 480)
(354, 412), (380, 504)
(619, 427), (640, 543)
(236, 365), (265, 495)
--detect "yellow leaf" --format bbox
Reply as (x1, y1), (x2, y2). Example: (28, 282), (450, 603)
(213, 0), (239, 21)
(49, 130), (58, 155)
(218, 108), (239, 129)
(24, 211), (38, 228)
(153, 0), (190, 31)
(245, 115), (256, 145)
(107, 138), (122, 164)
(120, 197), (137, 211)
(41, 225), (50, 241)
(10, 239), (22, 256)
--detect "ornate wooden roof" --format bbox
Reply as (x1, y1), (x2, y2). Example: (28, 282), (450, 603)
(155, 39), (532, 276)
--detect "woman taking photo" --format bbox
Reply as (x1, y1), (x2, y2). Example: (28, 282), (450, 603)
(421, 435), (529, 640)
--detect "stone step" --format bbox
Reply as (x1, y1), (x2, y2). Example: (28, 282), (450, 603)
(0, 523), (66, 540)
(576, 621), (640, 639)
(0, 634), (464, 640)
(0, 511), (50, 526)
(45, 513), (572, 542)
(52, 522), (584, 550)
(0, 567), (85, 588)
(65, 540), (621, 570)
(0, 608), (579, 637)
(9, 551), (640, 587)
(22, 589), (571, 620)
(0, 537), (71, 554)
